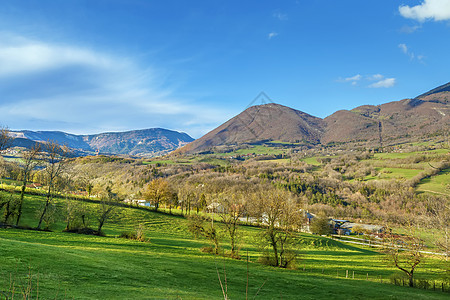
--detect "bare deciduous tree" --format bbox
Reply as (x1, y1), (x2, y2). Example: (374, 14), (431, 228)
(187, 214), (220, 254)
(427, 196), (450, 259)
(258, 187), (300, 268)
(96, 185), (120, 234)
(216, 191), (246, 258)
(37, 141), (70, 230)
(383, 227), (425, 287)
(0, 127), (13, 152)
(1, 193), (18, 225)
(16, 144), (41, 226)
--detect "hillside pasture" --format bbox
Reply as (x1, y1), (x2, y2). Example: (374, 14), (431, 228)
(0, 191), (448, 299)
(417, 168), (450, 195)
(364, 167), (423, 181)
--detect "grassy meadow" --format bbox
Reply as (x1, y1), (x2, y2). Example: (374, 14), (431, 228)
(1, 192), (448, 299)
(417, 168), (450, 195)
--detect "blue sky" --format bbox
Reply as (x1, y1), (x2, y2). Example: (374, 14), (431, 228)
(0, 0), (449, 138)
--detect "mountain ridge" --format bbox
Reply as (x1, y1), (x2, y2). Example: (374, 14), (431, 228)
(177, 103), (324, 154)
(177, 82), (450, 153)
(10, 128), (194, 157)
(8, 82), (450, 156)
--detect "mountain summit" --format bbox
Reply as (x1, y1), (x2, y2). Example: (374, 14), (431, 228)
(178, 103), (324, 153)
(179, 82), (449, 153)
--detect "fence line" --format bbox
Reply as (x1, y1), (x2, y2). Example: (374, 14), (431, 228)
(298, 265), (450, 293)
(331, 235), (447, 256)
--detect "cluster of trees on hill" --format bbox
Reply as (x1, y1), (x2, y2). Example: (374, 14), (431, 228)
(0, 128), (122, 234)
(141, 173), (304, 266)
(1, 126), (450, 288)
(1, 127), (449, 263)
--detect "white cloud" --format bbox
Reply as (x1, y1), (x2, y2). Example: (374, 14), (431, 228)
(338, 74), (396, 88)
(268, 32), (278, 39)
(273, 11), (288, 21)
(399, 0), (450, 22)
(337, 74), (361, 85)
(367, 74), (384, 81)
(399, 24), (422, 33)
(398, 43), (408, 54)
(398, 43), (425, 62)
(398, 43), (415, 60)
(0, 34), (118, 78)
(369, 78), (396, 88)
(0, 33), (227, 137)
(344, 74), (362, 82)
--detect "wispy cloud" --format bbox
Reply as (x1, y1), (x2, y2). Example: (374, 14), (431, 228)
(399, 24), (422, 33)
(268, 32), (278, 39)
(0, 33), (226, 137)
(399, 0), (450, 22)
(273, 11), (288, 21)
(369, 78), (396, 88)
(338, 74), (396, 88)
(337, 74), (362, 86)
(399, 43), (414, 59)
(398, 43), (425, 62)
(0, 34), (118, 78)
(345, 74), (362, 81)
(367, 74), (384, 81)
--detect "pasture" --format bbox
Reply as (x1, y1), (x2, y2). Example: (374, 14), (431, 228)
(0, 192), (448, 299)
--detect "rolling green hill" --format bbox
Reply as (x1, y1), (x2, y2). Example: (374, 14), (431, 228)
(0, 192), (448, 299)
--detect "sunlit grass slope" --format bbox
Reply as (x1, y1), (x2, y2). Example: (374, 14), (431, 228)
(0, 192), (447, 299)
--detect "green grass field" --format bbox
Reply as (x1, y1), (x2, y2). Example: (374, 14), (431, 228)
(215, 145), (287, 157)
(301, 157), (322, 166)
(364, 167), (423, 181)
(1, 192), (448, 299)
(373, 148), (448, 160)
(417, 168), (450, 195)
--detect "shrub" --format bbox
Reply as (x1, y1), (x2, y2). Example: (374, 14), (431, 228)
(258, 251), (297, 269)
(389, 273), (407, 286)
(64, 227), (102, 236)
(119, 224), (146, 242)
(120, 231), (138, 240)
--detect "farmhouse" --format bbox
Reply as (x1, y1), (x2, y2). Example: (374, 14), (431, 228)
(331, 219), (384, 235)
(206, 202), (226, 214)
(341, 223), (384, 234)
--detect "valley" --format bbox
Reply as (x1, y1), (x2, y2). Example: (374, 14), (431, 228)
(1, 82), (449, 299)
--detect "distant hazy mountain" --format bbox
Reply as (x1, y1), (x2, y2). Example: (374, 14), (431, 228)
(177, 103), (324, 153)
(83, 129), (194, 156)
(10, 128), (194, 157)
(178, 82), (449, 153)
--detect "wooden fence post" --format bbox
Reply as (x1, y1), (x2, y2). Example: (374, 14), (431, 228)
(352, 271), (354, 279)
(346, 270), (348, 279)
(366, 273), (368, 281)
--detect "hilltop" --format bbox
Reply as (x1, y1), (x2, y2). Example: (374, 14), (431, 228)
(178, 82), (450, 153)
(177, 103), (324, 153)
